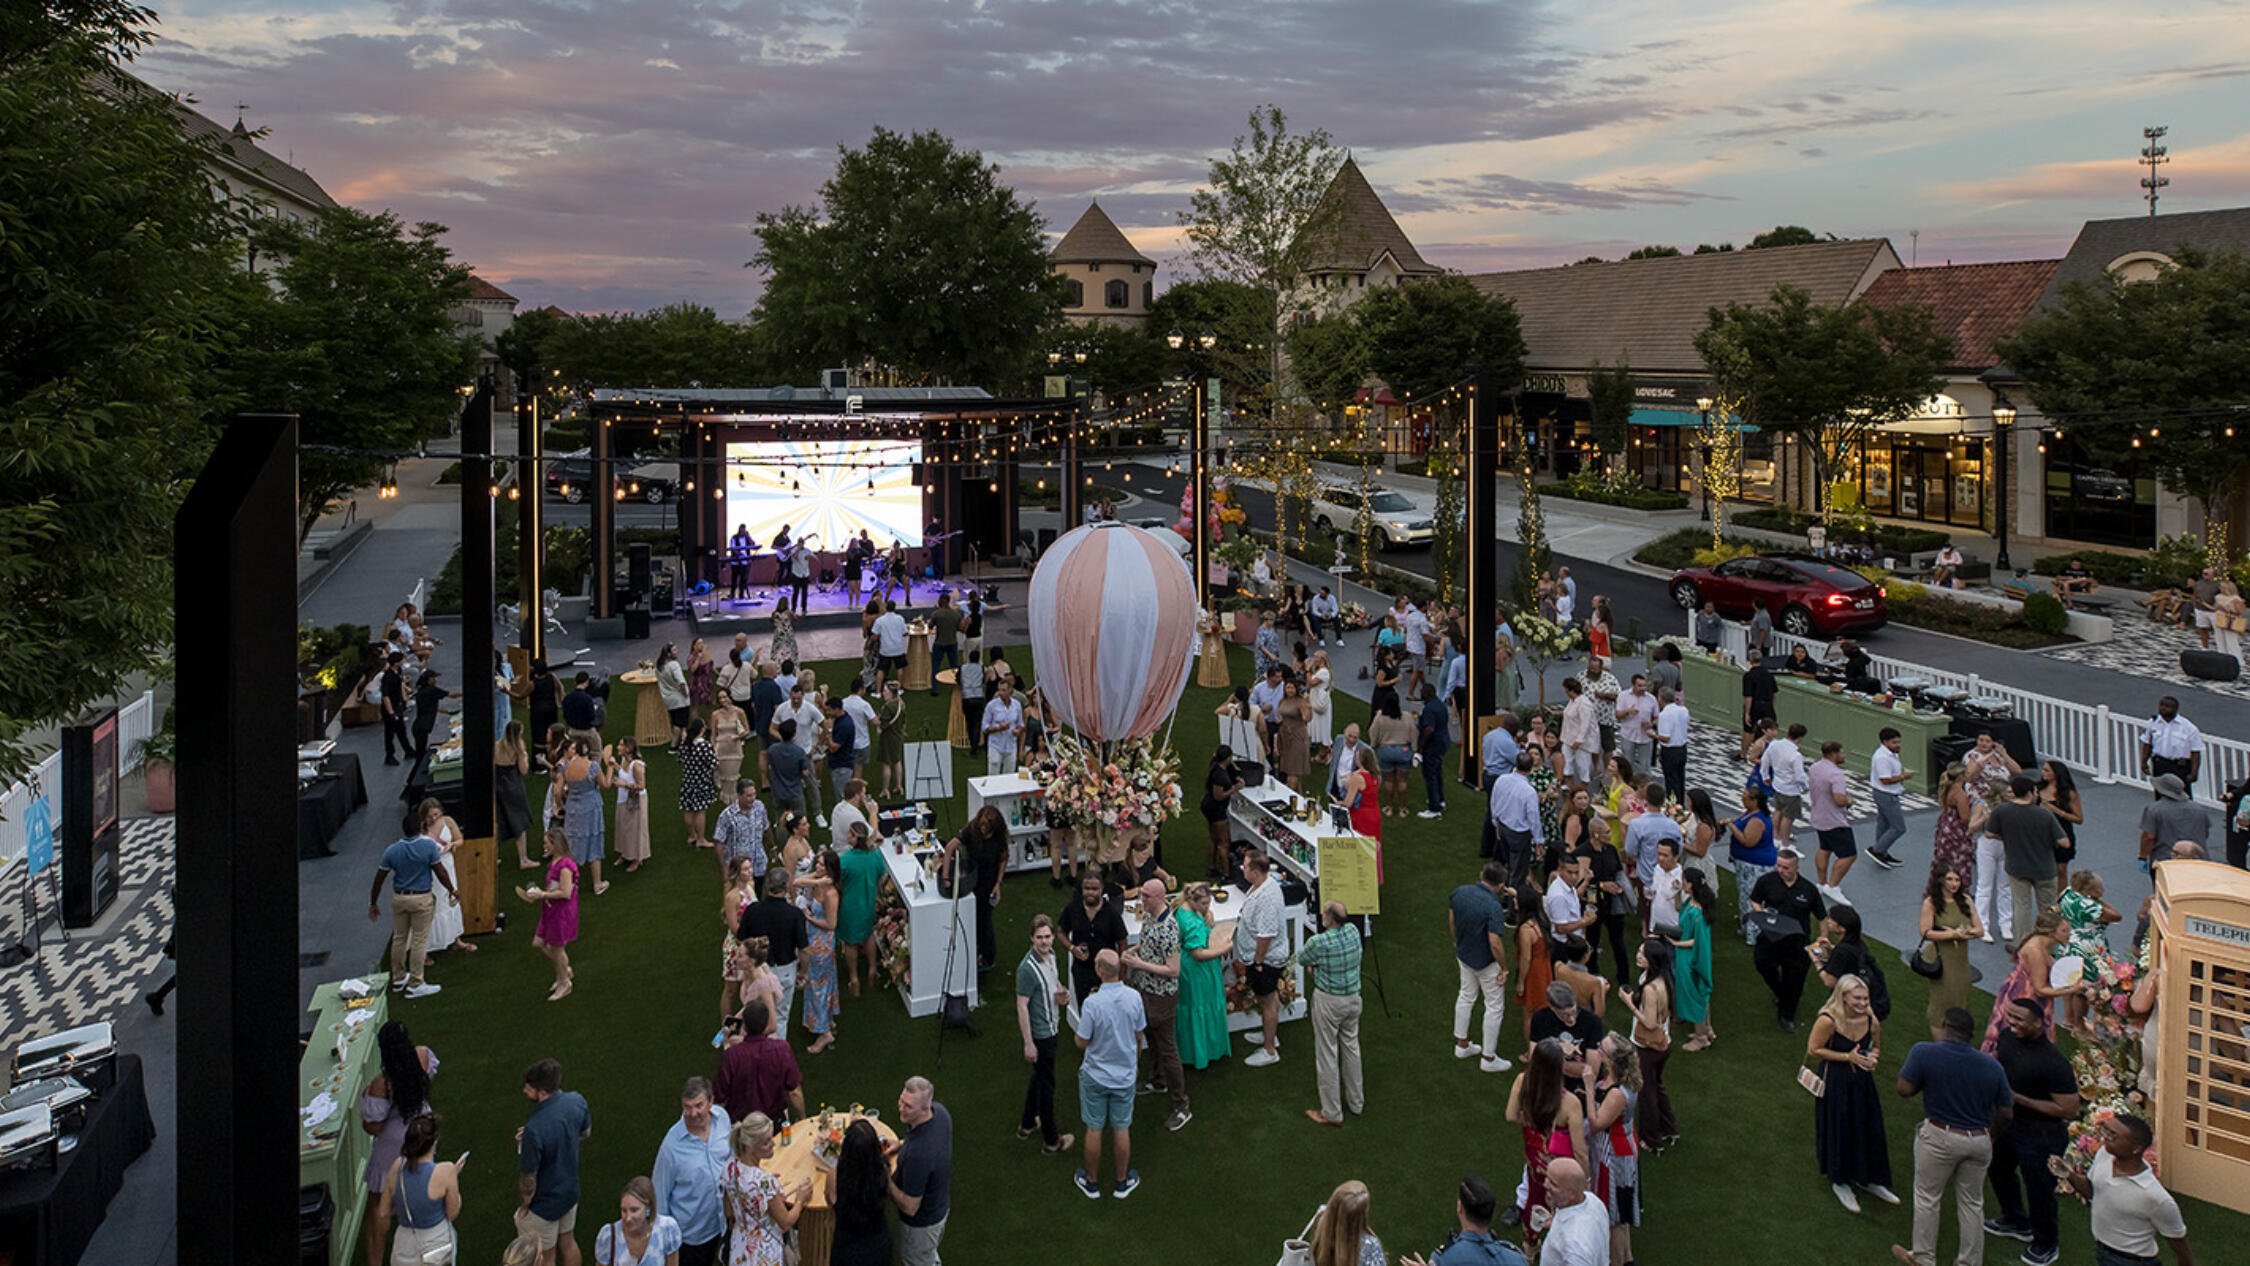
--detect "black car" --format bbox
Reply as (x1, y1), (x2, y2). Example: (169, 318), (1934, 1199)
(543, 452), (673, 504)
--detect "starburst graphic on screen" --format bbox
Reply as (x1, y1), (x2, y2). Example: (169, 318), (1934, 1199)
(727, 439), (923, 549)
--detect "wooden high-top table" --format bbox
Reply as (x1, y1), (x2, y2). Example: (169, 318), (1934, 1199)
(759, 1112), (901, 1266)
(904, 622), (933, 692)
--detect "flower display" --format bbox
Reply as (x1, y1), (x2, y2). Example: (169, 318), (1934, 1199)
(1226, 967), (1299, 1014)
(1028, 731), (1184, 855)
(1339, 601), (1372, 630)
(873, 903), (911, 989)
(2053, 940), (2154, 1195)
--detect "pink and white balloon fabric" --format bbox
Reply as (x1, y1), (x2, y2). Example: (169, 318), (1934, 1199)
(1028, 523), (1197, 742)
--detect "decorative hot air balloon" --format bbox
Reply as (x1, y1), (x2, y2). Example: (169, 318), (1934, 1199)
(1028, 522), (1198, 742)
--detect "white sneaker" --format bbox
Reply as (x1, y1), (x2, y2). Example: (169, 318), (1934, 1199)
(1480, 1055), (1513, 1073)
(1980, 930), (1996, 944)
(1244, 1049), (1279, 1068)
(1860, 1183), (1900, 1206)
(1454, 1042), (1482, 1060)
(404, 982), (443, 999)
(1242, 1031), (1277, 1050)
(815, 814), (828, 829)
(1416, 809), (1442, 820)
(1833, 1183), (1861, 1214)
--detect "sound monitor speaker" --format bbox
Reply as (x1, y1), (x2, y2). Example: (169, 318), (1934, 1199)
(1927, 733), (1978, 778)
(627, 543), (652, 594)
(623, 608), (650, 640)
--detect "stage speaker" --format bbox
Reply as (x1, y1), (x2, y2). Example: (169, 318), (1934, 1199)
(627, 543), (652, 595)
(623, 607), (651, 640)
(1947, 715), (2037, 771)
(2181, 648), (2241, 682)
(1035, 527), (1058, 552)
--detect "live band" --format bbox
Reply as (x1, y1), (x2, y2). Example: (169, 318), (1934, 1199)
(720, 520), (958, 607)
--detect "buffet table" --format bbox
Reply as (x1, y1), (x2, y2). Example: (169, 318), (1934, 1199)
(298, 976), (389, 1266)
(1120, 887), (1305, 1031)
(880, 832), (980, 1018)
(0, 1056), (154, 1266)
(297, 752), (368, 859)
(1676, 645), (1947, 793)
(760, 1110), (899, 1266)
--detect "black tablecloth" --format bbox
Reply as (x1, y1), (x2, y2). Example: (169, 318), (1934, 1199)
(0, 1055), (155, 1266)
(299, 753), (369, 859)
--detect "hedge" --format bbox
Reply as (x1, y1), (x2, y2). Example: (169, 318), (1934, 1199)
(2029, 536), (2203, 592)
(1537, 482), (1690, 512)
(1729, 507), (1949, 555)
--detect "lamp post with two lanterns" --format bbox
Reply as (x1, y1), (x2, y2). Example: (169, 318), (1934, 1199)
(1695, 395), (1715, 523)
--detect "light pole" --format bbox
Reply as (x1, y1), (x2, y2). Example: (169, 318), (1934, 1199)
(1991, 395), (2016, 571)
(1048, 347), (1089, 530)
(1695, 396), (1715, 523)
(1169, 328), (1218, 607)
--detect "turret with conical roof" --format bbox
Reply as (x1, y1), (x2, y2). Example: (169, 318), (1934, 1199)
(1051, 202), (1157, 326)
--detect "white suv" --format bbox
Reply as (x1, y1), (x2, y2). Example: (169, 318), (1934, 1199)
(1310, 485), (1434, 549)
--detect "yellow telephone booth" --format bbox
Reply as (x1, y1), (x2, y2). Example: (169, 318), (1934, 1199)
(2149, 860), (2250, 1214)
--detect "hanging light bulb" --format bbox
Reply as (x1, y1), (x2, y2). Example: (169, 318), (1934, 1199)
(507, 484), (520, 501)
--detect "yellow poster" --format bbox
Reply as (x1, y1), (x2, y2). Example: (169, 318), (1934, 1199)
(1317, 836), (1382, 916)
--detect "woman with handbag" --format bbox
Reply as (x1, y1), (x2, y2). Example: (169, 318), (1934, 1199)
(1916, 864), (1981, 1040)
(1308, 1179), (1386, 1266)
(361, 1022), (438, 1266)
(1805, 975), (1897, 1214)
(2214, 578), (2246, 661)
(374, 1113), (460, 1265)
(593, 1175), (682, 1266)
(722, 1113), (811, 1266)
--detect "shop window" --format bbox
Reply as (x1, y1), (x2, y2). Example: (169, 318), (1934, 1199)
(1105, 279), (1129, 308)
(1143, 281), (1153, 308)
(2042, 432), (2156, 549)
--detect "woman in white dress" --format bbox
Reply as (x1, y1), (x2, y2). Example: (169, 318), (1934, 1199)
(1308, 650), (1335, 757)
(414, 798), (476, 955)
(614, 737), (650, 872)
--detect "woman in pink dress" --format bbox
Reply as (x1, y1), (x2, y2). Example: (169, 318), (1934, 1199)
(518, 826), (579, 1002)
(1505, 1038), (1587, 1258)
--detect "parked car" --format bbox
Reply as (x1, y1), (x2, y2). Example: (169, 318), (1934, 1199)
(544, 451), (674, 504)
(1668, 553), (1888, 636)
(1308, 485), (1434, 549)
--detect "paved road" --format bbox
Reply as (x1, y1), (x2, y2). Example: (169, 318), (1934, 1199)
(1119, 463), (2250, 735)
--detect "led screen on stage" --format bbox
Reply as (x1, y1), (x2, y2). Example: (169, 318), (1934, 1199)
(724, 439), (924, 551)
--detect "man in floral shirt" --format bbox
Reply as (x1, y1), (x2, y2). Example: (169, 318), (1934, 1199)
(1583, 656), (1622, 766)
(1121, 880), (1192, 1133)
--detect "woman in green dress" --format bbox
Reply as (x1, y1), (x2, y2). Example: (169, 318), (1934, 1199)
(1175, 883), (1234, 1069)
(1670, 870), (1717, 1051)
(835, 823), (891, 999)
(1918, 862), (1983, 1039)
(874, 681), (907, 800)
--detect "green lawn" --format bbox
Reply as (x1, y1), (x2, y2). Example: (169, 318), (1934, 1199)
(396, 643), (2245, 1264)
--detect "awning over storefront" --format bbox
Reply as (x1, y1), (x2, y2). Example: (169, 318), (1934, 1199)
(1630, 405), (1754, 431)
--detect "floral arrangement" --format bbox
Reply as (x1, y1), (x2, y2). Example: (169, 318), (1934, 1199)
(873, 903), (910, 989)
(1226, 968), (1299, 1015)
(1030, 733), (1183, 851)
(1339, 601), (1372, 630)
(2053, 942), (2154, 1194)
(1510, 612), (1585, 708)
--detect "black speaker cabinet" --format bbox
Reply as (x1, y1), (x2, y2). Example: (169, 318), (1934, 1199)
(627, 543), (653, 594)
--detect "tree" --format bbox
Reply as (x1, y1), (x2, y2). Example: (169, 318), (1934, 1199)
(1179, 105), (1345, 416)
(1147, 277), (1272, 414)
(0, 2), (244, 781)
(1625, 244), (1683, 260)
(1747, 225), (1825, 250)
(1357, 275), (1526, 403)
(539, 305), (764, 393)
(2000, 246), (2250, 566)
(1586, 357), (1635, 464)
(750, 128), (1064, 390)
(1067, 322), (1172, 405)
(1693, 242), (1736, 255)
(218, 207), (484, 539)
(1282, 308), (1369, 420)
(1695, 285), (1949, 523)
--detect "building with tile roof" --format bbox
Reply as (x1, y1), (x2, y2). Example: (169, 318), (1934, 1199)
(1051, 203), (1157, 326)
(456, 274), (521, 393)
(1290, 158), (1441, 320)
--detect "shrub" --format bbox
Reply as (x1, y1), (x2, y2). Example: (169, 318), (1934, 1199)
(1729, 506), (1946, 555)
(1396, 460), (1431, 478)
(2031, 536), (2200, 591)
(1634, 528), (1748, 571)
(1690, 541), (1758, 567)
(1537, 479), (1689, 511)
(2021, 591), (2069, 636)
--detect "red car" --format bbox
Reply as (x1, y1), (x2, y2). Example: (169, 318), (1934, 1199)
(1668, 553), (1888, 637)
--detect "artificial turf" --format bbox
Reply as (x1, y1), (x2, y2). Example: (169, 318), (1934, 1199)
(393, 643), (2247, 1265)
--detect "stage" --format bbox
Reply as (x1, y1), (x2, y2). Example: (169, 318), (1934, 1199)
(684, 570), (1016, 639)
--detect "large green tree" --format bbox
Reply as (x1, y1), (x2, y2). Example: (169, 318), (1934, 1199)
(1178, 105), (1345, 416)
(750, 128), (1064, 389)
(1586, 357), (1636, 464)
(2000, 246), (2250, 563)
(1695, 284), (1949, 522)
(1147, 277), (1273, 415)
(538, 304), (764, 393)
(1281, 308), (1368, 420)
(0, 1), (242, 780)
(1356, 274), (1525, 403)
(219, 207), (483, 539)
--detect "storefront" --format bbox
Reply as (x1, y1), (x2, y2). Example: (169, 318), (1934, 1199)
(2040, 431), (2157, 549)
(1846, 434), (1990, 531)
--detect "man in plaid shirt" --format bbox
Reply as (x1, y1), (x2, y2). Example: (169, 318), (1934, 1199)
(1295, 900), (1365, 1126)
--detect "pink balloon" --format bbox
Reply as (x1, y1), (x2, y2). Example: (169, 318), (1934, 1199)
(1027, 523), (1197, 742)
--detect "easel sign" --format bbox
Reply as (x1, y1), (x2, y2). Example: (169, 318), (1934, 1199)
(906, 741), (955, 805)
(1317, 836), (1381, 916)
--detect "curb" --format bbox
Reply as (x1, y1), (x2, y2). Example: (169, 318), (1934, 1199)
(296, 520), (375, 603)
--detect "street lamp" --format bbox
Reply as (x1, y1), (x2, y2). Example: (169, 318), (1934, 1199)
(1170, 329), (1219, 607)
(1695, 396), (1715, 523)
(1991, 395), (2017, 571)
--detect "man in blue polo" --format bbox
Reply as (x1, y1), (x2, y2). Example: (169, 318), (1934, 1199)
(518, 1058), (594, 1266)
(1072, 949), (1146, 1201)
(369, 824), (458, 998)
(1890, 1007), (2011, 1266)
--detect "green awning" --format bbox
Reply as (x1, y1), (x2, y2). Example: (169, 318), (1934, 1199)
(1631, 405), (1753, 432)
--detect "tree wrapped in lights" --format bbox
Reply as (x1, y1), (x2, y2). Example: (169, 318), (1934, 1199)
(1698, 405), (1746, 551)
(1511, 451), (1552, 613)
(1426, 415), (1467, 605)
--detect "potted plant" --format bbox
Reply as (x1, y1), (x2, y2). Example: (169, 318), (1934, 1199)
(136, 706), (178, 815)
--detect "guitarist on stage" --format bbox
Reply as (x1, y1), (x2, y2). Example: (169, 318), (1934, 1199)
(726, 524), (754, 601)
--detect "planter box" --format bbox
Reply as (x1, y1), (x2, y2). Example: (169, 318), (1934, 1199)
(1231, 610), (1259, 645)
(339, 701), (380, 727)
(145, 760), (176, 815)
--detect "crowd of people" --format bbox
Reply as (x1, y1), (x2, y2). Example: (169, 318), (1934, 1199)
(349, 556), (2240, 1266)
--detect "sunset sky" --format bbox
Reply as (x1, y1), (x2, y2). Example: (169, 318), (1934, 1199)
(136, 0), (2250, 314)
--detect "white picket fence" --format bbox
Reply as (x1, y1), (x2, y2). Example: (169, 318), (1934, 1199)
(0, 690), (157, 866)
(1691, 614), (2246, 808)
